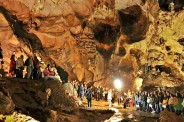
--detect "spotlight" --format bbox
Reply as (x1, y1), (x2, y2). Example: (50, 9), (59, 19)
(114, 79), (122, 89)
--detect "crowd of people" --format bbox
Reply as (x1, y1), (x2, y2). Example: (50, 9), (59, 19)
(2, 50), (184, 116)
(8, 53), (69, 83)
(71, 82), (184, 116)
(9, 54), (42, 79)
(134, 89), (184, 115)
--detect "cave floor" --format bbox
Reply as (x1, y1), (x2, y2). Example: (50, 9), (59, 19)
(82, 99), (159, 122)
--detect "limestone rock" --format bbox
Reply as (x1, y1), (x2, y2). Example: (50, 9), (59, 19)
(0, 91), (15, 115)
(0, 0), (184, 90)
(160, 110), (184, 122)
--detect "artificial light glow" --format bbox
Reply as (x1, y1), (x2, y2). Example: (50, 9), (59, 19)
(114, 79), (122, 89)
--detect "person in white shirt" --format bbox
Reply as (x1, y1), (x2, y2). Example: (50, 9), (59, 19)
(107, 89), (112, 108)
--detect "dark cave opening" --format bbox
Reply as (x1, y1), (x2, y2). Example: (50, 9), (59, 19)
(155, 65), (172, 74)
(96, 47), (114, 60)
(93, 23), (120, 59)
(178, 37), (184, 46)
(118, 5), (149, 43)
(165, 46), (171, 51)
(117, 46), (126, 57)
(93, 23), (120, 45)
(158, 0), (184, 11)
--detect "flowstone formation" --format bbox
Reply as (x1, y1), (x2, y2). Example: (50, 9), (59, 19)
(0, 0), (184, 90)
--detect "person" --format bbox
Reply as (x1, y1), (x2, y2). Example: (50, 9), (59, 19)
(159, 92), (164, 112)
(43, 66), (50, 77)
(168, 1), (175, 12)
(49, 66), (56, 76)
(162, 93), (168, 110)
(107, 89), (112, 108)
(117, 90), (122, 105)
(0, 43), (3, 69)
(43, 64), (50, 77)
(147, 93), (153, 112)
(174, 93), (183, 115)
(16, 55), (24, 78)
(86, 87), (92, 108)
(138, 92), (142, 110)
(96, 86), (100, 101)
(154, 92), (160, 113)
(142, 92), (148, 112)
(79, 84), (84, 101)
(25, 56), (34, 79)
(111, 89), (115, 104)
(33, 55), (41, 80)
(9, 54), (16, 77)
(134, 92), (139, 110)
(168, 93), (175, 112)
(104, 88), (108, 101)
(102, 88), (106, 101)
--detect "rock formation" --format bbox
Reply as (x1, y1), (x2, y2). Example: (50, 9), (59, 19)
(0, 0), (184, 90)
(0, 78), (113, 121)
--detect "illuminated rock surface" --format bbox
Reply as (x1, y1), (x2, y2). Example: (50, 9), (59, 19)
(0, 0), (184, 90)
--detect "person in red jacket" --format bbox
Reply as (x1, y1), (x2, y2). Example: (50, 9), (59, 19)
(9, 54), (16, 77)
(43, 64), (50, 77)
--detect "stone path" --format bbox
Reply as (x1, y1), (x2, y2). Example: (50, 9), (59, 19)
(83, 100), (159, 122)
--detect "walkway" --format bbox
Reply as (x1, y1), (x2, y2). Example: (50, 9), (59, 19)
(83, 100), (159, 122)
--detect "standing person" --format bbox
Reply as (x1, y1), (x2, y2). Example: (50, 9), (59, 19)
(107, 89), (112, 108)
(134, 92), (139, 110)
(34, 55), (42, 79)
(159, 92), (164, 112)
(111, 89), (115, 104)
(117, 90), (122, 105)
(142, 92), (148, 112)
(102, 88), (106, 101)
(138, 92), (142, 110)
(105, 88), (108, 101)
(96, 86), (100, 101)
(43, 66), (50, 77)
(168, 93), (175, 112)
(33, 55), (40, 80)
(174, 93), (183, 115)
(147, 93), (152, 112)
(79, 84), (84, 101)
(9, 54), (16, 77)
(16, 55), (24, 78)
(0, 43), (3, 69)
(25, 57), (34, 79)
(100, 86), (103, 100)
(86, 87), (92, 108)
(155, 92), (160, 113)
(162, 93), (168, 110)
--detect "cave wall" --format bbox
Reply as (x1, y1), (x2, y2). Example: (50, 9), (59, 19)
(0, 0), (184, 90)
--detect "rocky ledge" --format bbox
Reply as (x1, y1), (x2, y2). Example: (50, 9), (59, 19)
(0, 78), (113, 122)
